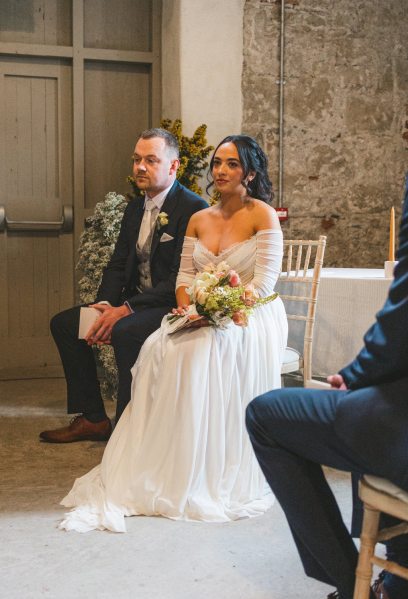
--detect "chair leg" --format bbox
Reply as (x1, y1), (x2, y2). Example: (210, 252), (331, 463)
(353, 505), (380, 599)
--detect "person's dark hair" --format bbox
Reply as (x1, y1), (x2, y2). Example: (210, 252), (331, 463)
(139, 127), (179, 159)
(206, 134), (273, 203)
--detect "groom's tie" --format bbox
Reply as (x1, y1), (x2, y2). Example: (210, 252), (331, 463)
(138, 198), (159, 249)
(136, 198), (159, 291)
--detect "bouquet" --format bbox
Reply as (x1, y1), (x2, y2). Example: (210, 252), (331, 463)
(166, 261), (278, 333)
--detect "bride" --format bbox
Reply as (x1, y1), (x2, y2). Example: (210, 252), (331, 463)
(60, 134), (288, 532)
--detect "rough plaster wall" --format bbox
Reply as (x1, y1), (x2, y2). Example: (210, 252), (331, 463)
(242, 0), (408, 266)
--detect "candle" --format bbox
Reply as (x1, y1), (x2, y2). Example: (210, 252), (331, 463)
(388, 206), (395, 261)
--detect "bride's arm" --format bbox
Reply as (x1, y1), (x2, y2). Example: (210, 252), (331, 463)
(175, 236), (196, 307)
(175, 287), (190, 308)
(251, 229), (284, 296)
(175, 217), (210, 327)
(175, 213), (202, 307)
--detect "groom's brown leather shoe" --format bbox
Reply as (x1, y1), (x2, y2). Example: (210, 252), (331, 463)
(40, 415), (112, 443)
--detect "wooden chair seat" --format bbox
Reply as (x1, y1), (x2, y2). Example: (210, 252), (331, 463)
(281, 347), (302, 374)
(353, 475), (408, 598)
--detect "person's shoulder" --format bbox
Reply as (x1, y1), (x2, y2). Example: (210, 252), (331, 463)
(250, 198), (275, 213)
(120, 197), (139, 216)
(250, 199), (280, 230)
(188, 204), (213, 223)
(125, 197), (139, 207)
(185, 204), (214, 237)
(173, 181), (208, 207)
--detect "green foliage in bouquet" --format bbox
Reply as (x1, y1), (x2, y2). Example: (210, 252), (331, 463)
(127, 119), (213, 199)
(77, 192), (127, 401)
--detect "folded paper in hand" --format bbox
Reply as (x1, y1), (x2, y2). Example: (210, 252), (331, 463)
(78, 307), (100, 339)
(165, 305), (204, 334)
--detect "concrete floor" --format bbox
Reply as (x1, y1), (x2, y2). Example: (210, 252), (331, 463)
(0, 378), (356, 599)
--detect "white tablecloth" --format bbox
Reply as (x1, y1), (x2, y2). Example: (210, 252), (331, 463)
(276, 268), (392, 378)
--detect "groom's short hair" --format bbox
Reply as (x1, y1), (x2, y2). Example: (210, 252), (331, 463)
(139, 127), (179, 159)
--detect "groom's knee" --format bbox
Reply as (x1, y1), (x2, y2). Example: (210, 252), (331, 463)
(246, 387), (303, 443)
(50, 306), (80, 340)
(247, 389), (282, 419)
(246, 390), (281, 439)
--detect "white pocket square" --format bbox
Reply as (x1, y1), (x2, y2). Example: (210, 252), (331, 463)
(160, 233), (174, 242)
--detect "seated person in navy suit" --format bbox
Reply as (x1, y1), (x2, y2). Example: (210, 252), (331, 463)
(246, 182), (408, 599)
(40, 128), (207, 443)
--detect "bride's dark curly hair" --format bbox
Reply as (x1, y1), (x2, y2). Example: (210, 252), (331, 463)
(206, 134), (274, 203)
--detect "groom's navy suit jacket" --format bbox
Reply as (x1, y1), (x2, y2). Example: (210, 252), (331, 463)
(335, 185), (408, 494)
(95, 180), (207, 310)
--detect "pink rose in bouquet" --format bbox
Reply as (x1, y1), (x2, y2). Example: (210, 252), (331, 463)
(241, 284), (259, 307)
(232, 310), (249, 327)
(228, 270), (241, 287)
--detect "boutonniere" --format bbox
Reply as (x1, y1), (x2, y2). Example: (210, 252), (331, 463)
(156, 212), (169, 230)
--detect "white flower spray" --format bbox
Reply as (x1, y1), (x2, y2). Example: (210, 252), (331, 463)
(77, 192), (127, 401)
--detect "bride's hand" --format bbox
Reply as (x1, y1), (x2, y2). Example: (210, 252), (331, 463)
(172, 305), (190, 316)
(171, 305), (210, 327)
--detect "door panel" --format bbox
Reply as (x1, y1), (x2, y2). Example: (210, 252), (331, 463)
(84, 0), (152, 51)
(0, 57), (73, 378)
(84, 60), (151, 209)
(0, 0), (72, 46)
(5, 72), (58, 219)
(1, 57), (73, 221)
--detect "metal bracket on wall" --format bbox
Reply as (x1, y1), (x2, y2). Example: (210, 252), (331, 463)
(0, 205), (73, 233)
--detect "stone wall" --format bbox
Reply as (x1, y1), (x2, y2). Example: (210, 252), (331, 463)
(242, 0), (408, 266)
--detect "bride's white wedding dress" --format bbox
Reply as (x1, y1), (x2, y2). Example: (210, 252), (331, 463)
(60, 229), (288, 532)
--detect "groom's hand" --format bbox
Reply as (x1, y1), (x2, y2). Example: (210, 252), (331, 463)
(327, 374), (348, 390)
(85, 304), (131, 345)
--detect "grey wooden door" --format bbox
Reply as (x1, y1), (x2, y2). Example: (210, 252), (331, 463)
(0, 0), (161, 378)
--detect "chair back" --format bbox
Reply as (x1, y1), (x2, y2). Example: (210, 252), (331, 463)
(278, 236), (326, 382)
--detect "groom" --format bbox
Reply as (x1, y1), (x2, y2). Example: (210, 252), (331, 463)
(246, 179), (408, 599)
(40, 128), (207, 443)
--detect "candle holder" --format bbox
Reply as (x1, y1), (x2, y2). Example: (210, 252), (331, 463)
(384, 260), (398, 278)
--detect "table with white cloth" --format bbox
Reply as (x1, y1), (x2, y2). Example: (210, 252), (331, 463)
(276, 268), (392, 378)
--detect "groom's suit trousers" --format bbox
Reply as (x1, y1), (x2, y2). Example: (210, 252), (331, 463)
(246, 381), (408, 599)
(50, 303), (171, 422)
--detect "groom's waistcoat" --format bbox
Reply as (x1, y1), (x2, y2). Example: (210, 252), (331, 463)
(136, 233), (155, 290)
